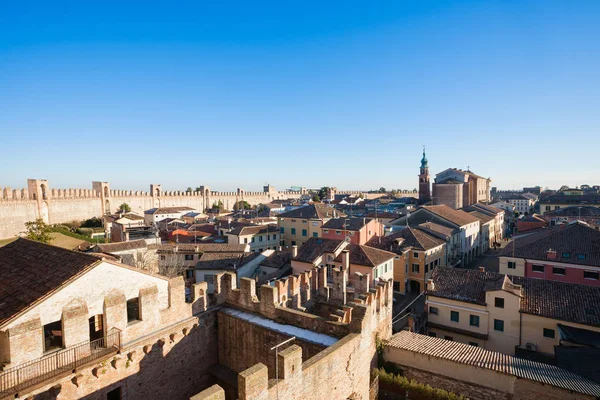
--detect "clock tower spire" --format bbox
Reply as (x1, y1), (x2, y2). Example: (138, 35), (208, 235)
(418, 146), (431, 204)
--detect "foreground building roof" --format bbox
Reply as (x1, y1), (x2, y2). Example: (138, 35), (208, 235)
(499, 221), (600, 267)
(367, 227), (445, 253)
(157, 243), (248, 254)
(428, 267), (600, 327)
(334, 244), (396, 267)
(293, 237), (346, 264)
(322, 217), (373, 231)
(387, 331), (600, 397)
(422, 205), (480, 226)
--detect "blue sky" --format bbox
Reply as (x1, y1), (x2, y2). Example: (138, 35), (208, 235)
(1, 1), (598, 192)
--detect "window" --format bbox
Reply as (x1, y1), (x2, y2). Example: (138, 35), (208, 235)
(543, 328), (556, 338)
(552, 267), (566, 276)
(450, 311), (459, 322)
(272, 234), (277, 240)
(291, 241), (296, 246)
(324, 229), (329, 234)
(43, 321), (63, 352)
(291, 228), (296, 235)
(374, 268), (378, 279)
(336, 230), (341, 235)
(302, 219), (307, 224)
(251, 237), (255, 243)
(532, 264), (544, 273)
(584, 271), (599, 280)
(291, 219), (296, 222)
(243, 238), (248, 244)
(313, 232), (318, 237)
(507, 261), (516, 269)
(429, 307), (439, 315)
(469, 315), (480, 327)
(495, 297), (504, 308)
(413, 252), (419, 258)
(412, 264), (420, 273)
(185, 254), (194, 261)
(312, 222), (319, 226)
(267, 235), (270, 240)
(127, 298), (140, 323)
(444, 335), (453, 341)
(107, 386), (122, 400)
(545, 206), (550, 211)
(160, 255), (166, 261)
(429, 332), (437, 337)
(302, 229), (307, 237)
(577, 254), (586, 260)
(280, 227), (284, 234)
(349, 231), (355, 236)
(258, 236), (263, 242)
(384, 263), (388, 273)
(469, 342), (479, 347)
(493, 319), (504, 332)
(562, 252), (570, 259)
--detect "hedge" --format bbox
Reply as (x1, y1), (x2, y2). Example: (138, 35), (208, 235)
(374, 368), (467, 400)
(50, 226), (106, 244)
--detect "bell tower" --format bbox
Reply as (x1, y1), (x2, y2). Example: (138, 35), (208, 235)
(418, 147), (431, 204)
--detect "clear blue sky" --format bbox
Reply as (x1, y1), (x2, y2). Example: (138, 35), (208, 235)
(1, 1), (598, 192)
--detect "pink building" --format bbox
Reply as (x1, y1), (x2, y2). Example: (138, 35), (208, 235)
(321, 217), (383, 245)
(499, 221), (600, 287)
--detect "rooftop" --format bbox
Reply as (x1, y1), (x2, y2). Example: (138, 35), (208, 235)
(333, 244), (396, 268)
(195, 252), (261, 271)
(544, 206), (600, 217)
(0, 239), (103, 327)
(278, 204), (346, 220)
(322, 217), (374, 231)
(157, 243), (248, 254)
(428, 267), (600, 327)
(293, 237), (346, 264)
(144, 206), (195, 215)
(227, 225), (275, 236)
(387, 331), (600, 397)
(499, 221), (600, 267)
(422, 205), (480, 227)
(93, 239), (148, 253)
(367, 227), (445, 253)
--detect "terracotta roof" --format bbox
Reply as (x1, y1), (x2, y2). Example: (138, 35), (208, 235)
(157, 243), (248, 254)
(293, 237), (346, 264)
(195, 252), (261, 271)
(387, 331), (600, 397)
(322, 217), (374, 231)
(416, 222), (457, 239)
(428, 267), (600, 327)
(467, 210), (494, 225)
(333, 244), (395, 268)
(144, 206), (195, 215)
(228, 225), (275, 236)
(540, 194), (600, 205)
(422, 205), (480, 226)
(278, 204), (346, 220)
(0, 239), (103, 327)
(544, 206), (600, 217)
(260, 251), (292, 269)
(367, 227), (445, 254)
(499, 221), (600, 267)
(466, 203), (503, 216)
(93, 239), (148, 253)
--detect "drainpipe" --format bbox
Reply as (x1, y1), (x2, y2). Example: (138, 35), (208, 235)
(519, 311), (523, 349)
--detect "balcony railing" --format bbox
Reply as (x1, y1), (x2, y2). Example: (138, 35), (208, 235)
(0, 329), (121, 396)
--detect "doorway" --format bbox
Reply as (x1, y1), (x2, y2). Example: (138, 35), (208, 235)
(107, 387), (122, 400)
(409, 280), (421, 293)
(89, 314), (104, 342)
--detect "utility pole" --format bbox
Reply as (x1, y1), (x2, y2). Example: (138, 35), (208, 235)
(271, 336), (296, 400)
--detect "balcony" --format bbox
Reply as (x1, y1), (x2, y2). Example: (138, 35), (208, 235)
(0, 329), (121, 396)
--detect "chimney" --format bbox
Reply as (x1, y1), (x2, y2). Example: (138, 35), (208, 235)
(291, 245), (298, 258)
(546, 249), (557, 260)
(341, 249), (350, 270)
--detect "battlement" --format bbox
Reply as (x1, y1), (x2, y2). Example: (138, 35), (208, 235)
(211, 266), (392, 339)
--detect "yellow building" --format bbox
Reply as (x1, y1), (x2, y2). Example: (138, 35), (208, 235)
(425, 267), (600, 359)
(277, 204), (345, 248)
(366, 227), (445, 294)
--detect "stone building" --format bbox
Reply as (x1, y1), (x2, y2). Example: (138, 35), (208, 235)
(0, 238), (391, 400)
(432, 168), (491, 209)
(418, 147), (431, 204)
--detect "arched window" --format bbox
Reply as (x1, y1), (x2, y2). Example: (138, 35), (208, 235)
(40, 184), (47, 200)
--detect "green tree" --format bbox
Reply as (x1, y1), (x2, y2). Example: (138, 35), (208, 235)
(379, 187), (386, 193)
(186, 187), (192, 193)
(318, 187), (330, 201)
(234, 200), (252, 210)
(195, 186), (203, 192)
(312, 194), (320, 202)
(24, 218), (52, 243)
(118, 203), (132, 213)
(210, 200), (225, 212)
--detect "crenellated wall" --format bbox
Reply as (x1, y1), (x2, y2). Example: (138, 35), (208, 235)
(0, 179), (382, 239)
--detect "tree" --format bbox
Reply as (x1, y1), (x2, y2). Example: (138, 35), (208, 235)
(559, 185), (569, 192)
(158, 252), (190, 278)
(118, 203), (132, 213)
(133, 250), (159, 274)
(379, 187), (386, 193)
(186, 187), (193, 193)
(195, 186), (203, 192)
(312, 194), (320, 202)
(24, 218), (52, 243)
(318, 187), (330, 201)
(210, 200), (225, 212)
(233, 200), (252, 210)
(81, 217), (103, 228)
